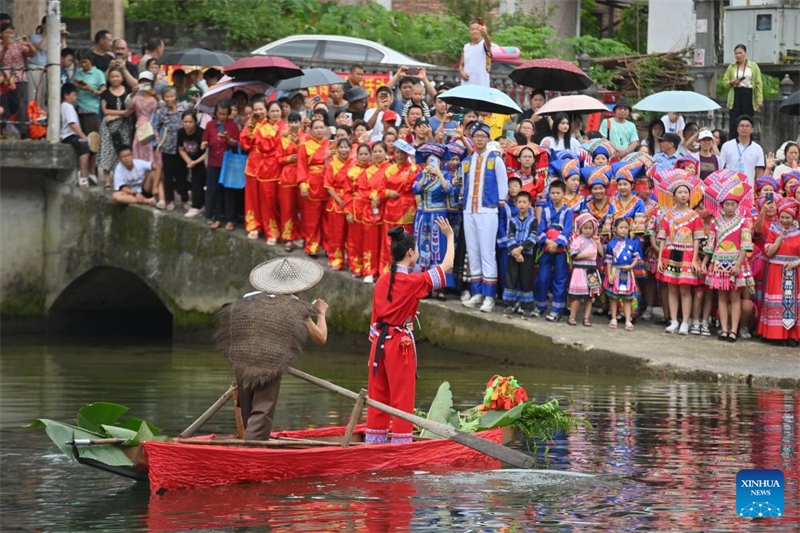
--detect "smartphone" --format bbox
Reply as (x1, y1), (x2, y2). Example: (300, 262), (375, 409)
(217, 122), (226, 136)
(139, 83), (151, 92)
(766, 191), (774, 203)
(291, 123), (300, 133)
(505, 130), (515, 140)
(478, 17), (485, 25)
(116, 52), (124, 60)
(442, 128), (457, 137)
(406, 67), (419, 76)
(450, 113), (464, 123)
(310, 95), (321, 105)
(428, 156), (440, 169)
(305, 108), (313, 120)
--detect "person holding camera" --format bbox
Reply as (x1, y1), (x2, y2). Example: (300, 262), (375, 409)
(0, 22), (35, 137)
(107, 39), (139, 91)
(723, 44), (763, 141)
(460, 18), (491, 87)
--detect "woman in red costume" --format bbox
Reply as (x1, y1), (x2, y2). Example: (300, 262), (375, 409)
(345, 143), (373, 278)
(365, 219), (455, 445)
(378, 139), (421, 274)
(757, 198), (800, 346)
(360, 142), (392, 283)
(324, 137), (355, 270)
(276, 111), (304, 252)
(239, 99), (284, 243)
(297, 118), (330, 257)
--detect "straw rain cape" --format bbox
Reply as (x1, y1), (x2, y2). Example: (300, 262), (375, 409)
(215, 294), (318, 387)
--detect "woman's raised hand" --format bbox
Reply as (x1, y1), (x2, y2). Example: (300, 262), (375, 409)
(435, 216), (454, 238)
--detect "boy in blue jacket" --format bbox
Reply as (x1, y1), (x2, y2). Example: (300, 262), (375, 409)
(534, 181), (574, 321)
(503, 191), (537, 318)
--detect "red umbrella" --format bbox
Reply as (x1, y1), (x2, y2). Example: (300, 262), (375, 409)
(224, 56), (303, 84)
(509, 58), (593, 92)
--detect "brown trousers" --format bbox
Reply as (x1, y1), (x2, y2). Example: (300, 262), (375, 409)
(237, 374), (282, 440)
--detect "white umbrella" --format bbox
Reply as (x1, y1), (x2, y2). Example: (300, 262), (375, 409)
(633, 91), (721, 113)
(534, 95), (608, 116)
(195, 79), (272, 114)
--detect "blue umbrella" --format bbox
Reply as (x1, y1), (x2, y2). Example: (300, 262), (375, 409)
(437, 85), (522, 115)
(633, 91), (721, 113)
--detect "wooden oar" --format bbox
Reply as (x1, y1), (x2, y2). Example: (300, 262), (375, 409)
(180, 385), (236, 438)
(286, 367), (534, 469)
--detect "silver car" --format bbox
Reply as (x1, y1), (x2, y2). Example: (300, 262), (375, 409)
(251, 35), (433, 67)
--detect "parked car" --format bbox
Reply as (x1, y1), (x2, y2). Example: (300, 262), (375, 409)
(252, 35), (433, 68)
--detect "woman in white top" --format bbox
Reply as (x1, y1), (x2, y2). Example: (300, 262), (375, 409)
(723, 44), (763, 140)
(541, 112), (583, 154)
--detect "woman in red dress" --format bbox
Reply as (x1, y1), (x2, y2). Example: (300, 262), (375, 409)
(345, 143), (373, 278)
(757, 198), (800, 346)
(365, 219), (455, 445)
(297, 118), (330, 256)
(360, 142), (393, 283)
(323, 138), (354, 270)
(276, 112), (304, 251)
(377, 140), (420, 274)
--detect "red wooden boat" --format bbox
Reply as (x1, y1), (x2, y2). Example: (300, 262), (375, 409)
(78, 424), (514, 491)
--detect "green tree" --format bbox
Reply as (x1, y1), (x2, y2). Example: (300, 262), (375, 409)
(616, 0), (648, 54)
(580, 0), (601, 39)
(443, 0), (499, 27)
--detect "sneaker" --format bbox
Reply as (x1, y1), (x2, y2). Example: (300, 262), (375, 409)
(87, 174), (98, 186)
(545, 311), (562, 322)
(462, 294), (484, 308)
(184, 207), (203, 218)
(480, 297), (495, 313)
(700, 322), (711, 336)
(247, 230), (259, 239)
(689, 321), (701, 335)
(78, 177), (89, 188)
(678, 322), (690, 335)
(363, 275), (375, 284)
(460, 290), (472, 303)
(641, 308), (653, 321)
(503, 303), (518, 317)
(665, 320), (679, 333)
(521, 308), (533, 319)
(740, 327), (752, 340)
(531, 309), (543, 318)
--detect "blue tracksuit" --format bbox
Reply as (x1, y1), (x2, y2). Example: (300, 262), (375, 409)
(535, 204), (573, 313)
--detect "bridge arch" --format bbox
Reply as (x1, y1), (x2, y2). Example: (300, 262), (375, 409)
(48, 266), (173, 339)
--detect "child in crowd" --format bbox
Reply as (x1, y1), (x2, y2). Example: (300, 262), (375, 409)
(534, 181), (573, 321)
(702, 172), (754, 342)
(656, 170), (705, 335)
(59, 83), (91, 186)
(110, 145), (164, 206)
(550, 158), (583, 213)
(401, 82), (430, 119)
(568, 213), (602, 326)
(690, 201), (714, 336)
(605, 218), (642, 331)
(503, 192), (537, 318)
(497, 176), (522, 298)
(635, 176), (661, 321)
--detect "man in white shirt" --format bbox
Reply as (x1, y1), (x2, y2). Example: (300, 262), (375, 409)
(459, 20), (491, 87)
(460, 122), (507, 313)
(660, 112), (685, 138)
(365, 85), (400, 141)
(111, 145), (165, 207)
(719, 115), (765, 188)
(59, 83), (91, 187)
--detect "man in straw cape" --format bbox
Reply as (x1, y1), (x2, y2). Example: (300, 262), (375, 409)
(216, 257), (329, 441)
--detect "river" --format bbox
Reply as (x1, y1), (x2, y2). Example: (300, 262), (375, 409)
(0, 336), (797, 532)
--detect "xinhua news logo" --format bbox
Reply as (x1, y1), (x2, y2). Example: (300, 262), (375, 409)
(736, 469), (784, 518)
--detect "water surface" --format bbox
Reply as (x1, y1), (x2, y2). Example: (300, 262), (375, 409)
(1, 338), (798, 531)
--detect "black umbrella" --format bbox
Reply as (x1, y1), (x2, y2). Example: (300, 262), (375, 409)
(509, 58), (593, 92)
(158, 48), (235, 67)
(779, 91), (800, 116)
(275, 68), (344, 91)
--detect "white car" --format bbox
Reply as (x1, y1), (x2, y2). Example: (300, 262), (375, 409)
(251, 35), (433, 68)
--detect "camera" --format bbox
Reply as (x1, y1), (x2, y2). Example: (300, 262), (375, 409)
(406, 67), (419, 76)
(115, 52), (124, 60)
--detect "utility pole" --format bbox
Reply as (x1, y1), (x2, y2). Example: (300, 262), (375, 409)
(45, 0), (61, 143)
(694, 0), (716, 97)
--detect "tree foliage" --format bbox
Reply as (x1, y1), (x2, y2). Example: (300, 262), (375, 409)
(442, 0), (500, 27)
(616, 0), (648, 54)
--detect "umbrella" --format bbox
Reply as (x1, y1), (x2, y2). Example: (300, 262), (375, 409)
(275, 68), (344, 91)
(779, 90), (800, 116)
(534, 94), (608, 116)
(633, 91), (721, 113)
(509, 58), (593, 92)
(437, 85), (522, 115)
(195, 78), (272, 114)
(225, 56), (303, 84)
(158, 48), (234, 67)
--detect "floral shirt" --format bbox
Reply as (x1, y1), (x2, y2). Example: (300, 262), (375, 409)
(0, 41), (34, 82)
(154, 103), (188, 155)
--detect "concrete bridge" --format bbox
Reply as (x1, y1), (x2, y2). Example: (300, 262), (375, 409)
(0, 142), (373, 339)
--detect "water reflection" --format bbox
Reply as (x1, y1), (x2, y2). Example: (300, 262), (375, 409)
(0, 338), (798, 532)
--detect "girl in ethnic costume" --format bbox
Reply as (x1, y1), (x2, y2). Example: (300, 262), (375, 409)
(635, 175), (661, 321)
(605, 218), (642, 331)
(580, 165), (613, 231)
(756, 198), (800, 346)
(324, 138), (355, 271)
(702, 171), (754, 342)
(444, 142), (471, 299)
(297, 118), (330, 257)
(345, 144), (374, 278)
(366, 220), (455, 445)
(413, 143), (453, 296)
(655, 169), (705, 335)
(378, 140), (420, 274)
(550, 157), (583, 214)
(568, 213), (603, 327)
(603, 161), (646, 240)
